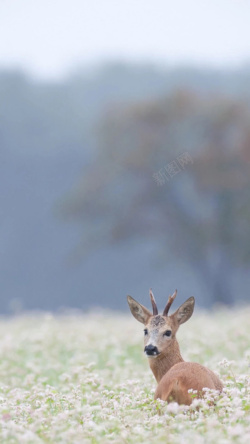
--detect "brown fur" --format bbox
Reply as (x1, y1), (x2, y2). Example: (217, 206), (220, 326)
(155, 362), (223, 404)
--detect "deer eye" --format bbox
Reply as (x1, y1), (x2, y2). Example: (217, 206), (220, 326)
(164, 330), (172, 337)
(144, 329), (148, 335)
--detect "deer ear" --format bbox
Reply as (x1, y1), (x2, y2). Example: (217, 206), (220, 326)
(172, 297), (195, 325)
(127, 296), (151, 324)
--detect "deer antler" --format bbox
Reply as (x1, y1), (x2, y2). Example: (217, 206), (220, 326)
(163, 289), (177, 316)
(149, 289), (158, 315)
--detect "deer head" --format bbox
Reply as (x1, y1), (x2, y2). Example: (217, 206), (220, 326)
(127, 289), (195, 358)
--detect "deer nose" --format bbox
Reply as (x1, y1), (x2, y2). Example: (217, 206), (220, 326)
(144, 344), (158, 356)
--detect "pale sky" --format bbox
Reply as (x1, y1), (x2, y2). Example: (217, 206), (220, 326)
(0, 0), (250, 79)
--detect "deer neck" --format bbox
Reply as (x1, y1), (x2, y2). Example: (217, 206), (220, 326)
(149, 339), (184, 383)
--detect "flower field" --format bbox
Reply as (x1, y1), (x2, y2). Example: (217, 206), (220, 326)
(0, 306), (249, 443)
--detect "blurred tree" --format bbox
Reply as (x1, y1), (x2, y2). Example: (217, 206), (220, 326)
(60, 91), (250, 305)
(1, 65), (250, 312)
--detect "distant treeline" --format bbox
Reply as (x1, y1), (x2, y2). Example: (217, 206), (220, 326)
(1, 63), (250, 312)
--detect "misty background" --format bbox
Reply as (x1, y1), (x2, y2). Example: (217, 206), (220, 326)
(1, 0), (250, 313)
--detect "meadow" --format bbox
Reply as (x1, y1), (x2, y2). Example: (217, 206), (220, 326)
(0, 306), (249, 443)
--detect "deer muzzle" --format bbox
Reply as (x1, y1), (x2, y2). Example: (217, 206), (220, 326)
(144, 344), (159, 357)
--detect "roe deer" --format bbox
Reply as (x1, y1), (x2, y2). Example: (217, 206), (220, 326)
(127, 289), (223, 405)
